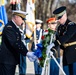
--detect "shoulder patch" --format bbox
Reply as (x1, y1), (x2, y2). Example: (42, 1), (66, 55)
(68, 22), (75, 25)
(7, 25), (12, 28)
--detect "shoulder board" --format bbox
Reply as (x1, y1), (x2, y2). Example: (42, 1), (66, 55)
(7, 25), (12, 28)
(68, 22), (75, 25)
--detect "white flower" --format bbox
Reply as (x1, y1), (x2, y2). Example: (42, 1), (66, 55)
(43, 31), (48, 35)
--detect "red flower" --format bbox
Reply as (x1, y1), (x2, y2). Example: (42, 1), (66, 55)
(38, 57), (42, 61)
(41, 35), (45, 40)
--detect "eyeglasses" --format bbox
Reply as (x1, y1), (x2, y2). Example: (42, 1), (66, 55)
(48, 22), (57, 24)
(51, 22), (57, 24)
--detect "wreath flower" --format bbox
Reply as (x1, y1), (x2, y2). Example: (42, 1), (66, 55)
(34, 28), (54, 67)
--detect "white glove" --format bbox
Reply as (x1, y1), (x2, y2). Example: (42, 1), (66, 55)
(27, 52), (34, 57)
(28, 57), (36, 62)
(27, 52), (37, 62)
(46, 43), (55, 54)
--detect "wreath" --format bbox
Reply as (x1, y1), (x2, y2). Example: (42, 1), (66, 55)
(34, 28), (55, 67)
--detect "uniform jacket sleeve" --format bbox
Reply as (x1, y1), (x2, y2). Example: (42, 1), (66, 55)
(54, 23), (76, 46)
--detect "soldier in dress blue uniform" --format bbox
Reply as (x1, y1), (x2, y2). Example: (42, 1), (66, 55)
(51, 6), (76, 75)
(31, 19), (43, 75)
(19, 23), (27, 75)
(35, 19), (43, 44)
(0, 10), (37, 75)
(46, 17), (61, 75)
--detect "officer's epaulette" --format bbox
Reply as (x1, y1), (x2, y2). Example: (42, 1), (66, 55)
(68, 22), (75, 25)
(7, 25), (12, 28)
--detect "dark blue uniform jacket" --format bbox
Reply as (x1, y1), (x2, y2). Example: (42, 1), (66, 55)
(0, 21), (28, 65)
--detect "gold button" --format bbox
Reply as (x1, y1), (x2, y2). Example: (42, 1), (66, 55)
(17, 37), (19, 38)
(17, 39), (19, 41)
(16, 43), (18, 45)
(16, 32), (18, 34)
(18, 45), (20, 46)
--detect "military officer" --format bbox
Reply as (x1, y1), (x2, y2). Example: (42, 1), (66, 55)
(51, 6), (76, 75)
(0, 10), (37, 75)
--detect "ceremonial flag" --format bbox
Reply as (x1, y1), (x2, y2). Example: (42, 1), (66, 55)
(0, 0), (8, 35)
(0, 0), (8, 45)
(26, 0), (35, 38)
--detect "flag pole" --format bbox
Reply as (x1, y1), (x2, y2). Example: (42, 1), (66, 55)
(32, 0), (37, 49)
(34, 22), (37, 49)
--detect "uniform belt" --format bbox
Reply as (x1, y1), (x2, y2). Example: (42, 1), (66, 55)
(63, 41), (76, 48)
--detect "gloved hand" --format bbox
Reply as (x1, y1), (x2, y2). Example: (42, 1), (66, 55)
(27, 52), (37, 62)
(46, 43), (55, 54)
(28, 57), (36, 62)
(51, 46), (58, 57)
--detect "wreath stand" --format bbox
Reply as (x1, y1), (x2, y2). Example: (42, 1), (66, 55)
(41, 34), (66, 75)
(41, 51), (66, 75)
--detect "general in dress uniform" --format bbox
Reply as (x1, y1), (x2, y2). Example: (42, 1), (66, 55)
(52, 6), (76, 75)
(0, 10), (37, 75)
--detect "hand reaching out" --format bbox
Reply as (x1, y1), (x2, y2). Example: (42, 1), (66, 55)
(27, 52), (37, 62)
(46, 43), (55, 54)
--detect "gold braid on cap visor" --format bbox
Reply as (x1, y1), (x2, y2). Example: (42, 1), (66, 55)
(14, 13), (26, 19)
(56, 10), (66, 17)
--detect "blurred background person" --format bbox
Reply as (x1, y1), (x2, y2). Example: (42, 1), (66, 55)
(19, 22), (27, 75)
(19, 21), (33, 75)
(31, 19), (43, 75)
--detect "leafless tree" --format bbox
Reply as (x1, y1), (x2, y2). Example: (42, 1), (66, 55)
(5, 0), (76, 23)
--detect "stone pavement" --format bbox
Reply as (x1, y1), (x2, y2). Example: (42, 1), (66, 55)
(15, 57), (35, 75)
(15, 56), (66, 75)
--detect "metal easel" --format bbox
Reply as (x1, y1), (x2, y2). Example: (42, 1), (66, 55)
(41, 34), (66, 75)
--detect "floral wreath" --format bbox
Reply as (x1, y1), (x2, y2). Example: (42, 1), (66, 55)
(34, 28), (55, 67)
